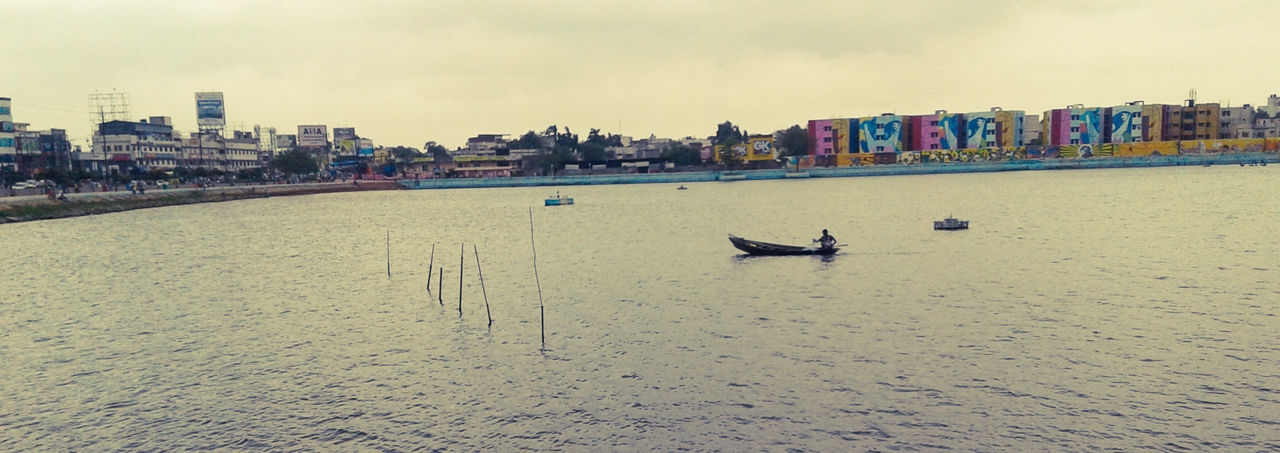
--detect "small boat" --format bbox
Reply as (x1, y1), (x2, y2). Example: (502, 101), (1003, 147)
(677, 185), (687, 190)
(728, 235), (838, 256)
(934, 216), (969, 230)
(545, 191), (574, 206)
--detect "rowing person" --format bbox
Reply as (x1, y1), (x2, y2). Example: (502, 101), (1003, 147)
(814, 229), (836, 250)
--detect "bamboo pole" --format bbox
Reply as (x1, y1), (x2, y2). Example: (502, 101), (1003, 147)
(474, 244), (492, 327)
(438, 267), (443, 306)
(458, 243), (464, 317)
(530, 207), (545, 349)
(427, 243), (435, 293)
(386, 229), (391, 278)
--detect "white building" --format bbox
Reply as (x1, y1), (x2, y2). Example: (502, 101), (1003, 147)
(91, 117), (182, 174)
(1219, 105), (1255, 139)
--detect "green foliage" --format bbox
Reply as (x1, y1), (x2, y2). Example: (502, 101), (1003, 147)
(715, 121), (745, 146)
(510, 132), (544, 150)
(271, 150), (319, 175)
(1257, 110), (1272, 119)
(422, 141), (451, 160)
(662, 143), (703, 166)
(236, 167), (265, 182)
(776, 125), (809, 157)
(387, 146), (421, 161)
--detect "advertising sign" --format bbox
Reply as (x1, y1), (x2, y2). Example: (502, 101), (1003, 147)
(276, 134), (297, 149)
(339, 139), (356, 153)
(298, 125), (328, 147)
(195, 92), (226, 127)
(333, 127), (357, 141)
(357, 138), (374, 156)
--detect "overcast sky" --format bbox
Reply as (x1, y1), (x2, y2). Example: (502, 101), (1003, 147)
(4, 0), (1279, 149)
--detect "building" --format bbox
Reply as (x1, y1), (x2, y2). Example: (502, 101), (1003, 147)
(0, 97), (13, 172)
(961, 108), (1023, 149)
(858, 114), (902, 154)
(1022, 114), (1041, 145)
(1108, 103), (1145, 143)
(16, 128), (73, 177)
(92, 117), (182, 175)
(460, 134), (509, 156)
(1262, 94), (1280, 118)
(1043, 106), (1104, 146)
(180, 130), (263, 172)
(903, 110), (963, 151)
(1219, 104), (1255, 139)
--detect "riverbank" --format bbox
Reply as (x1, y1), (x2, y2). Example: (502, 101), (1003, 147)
(402, 152), (1279, 189)
(0, 180), (401, 224)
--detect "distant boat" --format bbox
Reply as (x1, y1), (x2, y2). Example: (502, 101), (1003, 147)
(728, 235), (838, 256)
(545, 192), (574, 206)
(934, 216), (969, 230)
(677, 185), (687, 190)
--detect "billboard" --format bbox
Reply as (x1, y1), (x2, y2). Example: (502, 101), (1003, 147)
(276, 134), (297, 149)
(195, 92), (226, 127)
(333, 127), (357, 141)
(358, 138), (374, 156)
(298, 125), (328, 147)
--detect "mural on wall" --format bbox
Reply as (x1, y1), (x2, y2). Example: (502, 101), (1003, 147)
(1110, 106), (1142, 143)
(1074, 108), (1103, 144)
(831, 119), (856, 155)
(995, 111), (1023, 148)
(1059, 143), (1115, 158)
(897, 152), (921, 164)
(1143, 105), (1164, 141)
(1024, 146), (1060, 159)
(858, 116), (901, 153)
(1114, 142), (1175, 157)
(940, 114), (962, 150)
(1177, 138), (1268, 154)
(965, 114), (993, 148)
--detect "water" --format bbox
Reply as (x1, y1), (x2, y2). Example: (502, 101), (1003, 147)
(2, 166), (1278, 451)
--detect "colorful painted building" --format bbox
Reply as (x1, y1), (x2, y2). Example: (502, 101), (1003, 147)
(807, 119), (835, 155)
(858, 114), (902, 154)
(1043, 106), (1104, 146)
(961, 108), (1022, 149)
(1108, 104), (1145, 143)
(903, 111), (957, 151)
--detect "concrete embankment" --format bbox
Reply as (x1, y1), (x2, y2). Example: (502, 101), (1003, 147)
(401, 152), (1279, 190)
(0, 181), (400, 224)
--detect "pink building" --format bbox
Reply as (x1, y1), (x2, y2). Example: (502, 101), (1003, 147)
(808, 119), (837, 155)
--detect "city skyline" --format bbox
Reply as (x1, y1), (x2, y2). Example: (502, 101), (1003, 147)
(5, 0), (1280, 149)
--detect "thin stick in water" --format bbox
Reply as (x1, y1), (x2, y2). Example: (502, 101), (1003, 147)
(474, 244), (492, 327)
(438, 267), (444, 306)
(427, 243), (435, 294)
(530, 207), (545, 350)
(458, 242), (464, 317)
(386, 229), (391, 278)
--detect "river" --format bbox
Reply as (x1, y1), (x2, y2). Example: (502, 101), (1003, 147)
(2, 165), (1277, 450)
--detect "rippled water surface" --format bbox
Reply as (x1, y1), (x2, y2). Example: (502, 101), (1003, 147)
(2, 166), (1279, 451)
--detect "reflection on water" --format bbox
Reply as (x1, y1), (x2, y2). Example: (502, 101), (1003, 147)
(2, 166), (1279, 450)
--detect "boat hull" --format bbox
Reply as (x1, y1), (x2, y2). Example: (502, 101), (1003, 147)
(545, 198), (574, 206)
(728, 235), (838, 256)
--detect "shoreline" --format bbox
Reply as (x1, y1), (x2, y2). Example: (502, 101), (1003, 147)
(402, 152), (1278, 190)
(4, 153), (1274, 224)
(0, 181), (401, 224)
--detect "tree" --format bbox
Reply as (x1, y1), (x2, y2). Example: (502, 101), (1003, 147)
(662, 143), (702, 166)
(509, 131), (543, 150)
(1257, 110), (1272, 119)
(387, 146), (422, 161)
(423, 141), (451, 160)
(776, 125), (809, 157)
(714, 121), (745, 146)
(579, 142), (609, 162)
(271, 149), (319, 175)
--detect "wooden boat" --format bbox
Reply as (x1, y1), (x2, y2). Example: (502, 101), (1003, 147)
(933, 216), (968, 230)
(728, 235), (838, 256)
(545, 192), (574, 206)
(677, 185), (687, 190)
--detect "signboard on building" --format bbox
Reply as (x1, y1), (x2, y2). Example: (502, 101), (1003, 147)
(333, 127), (356, 141)
(358, 138), (374, 156)
(276, 134), (297, 149)
(195, 92), (226, 128)
(339, 139), (356, 153)
(297, 125), (328, 147)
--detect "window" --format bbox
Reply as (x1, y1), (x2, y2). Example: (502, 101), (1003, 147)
(1071, 115), (1079, 120)
(930, 120), (938, 126)
(823, 137), (831, 143)
(1071, 126), (1079, 132)
(823, 126), (831, 131)
(930, 132), (939, 138)
(931, 144), (939, 149)
(876, 146), (885, 152)
(1071, 139), (1080, 144)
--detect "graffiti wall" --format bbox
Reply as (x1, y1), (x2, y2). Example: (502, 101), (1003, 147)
(1110, 105), (1143, 143)
(1059, 143), (1115, 158)
(1177, 138), (1271, 154)
(832, 118), (857, 155)
(858, 115), (902, 154)
(964, 111), (996, 148)
(1071, 107), (1104, 145)
(995, 110), (1024, 148)
(941, 113), (963, 150)
(1142, 105), (1165, 141)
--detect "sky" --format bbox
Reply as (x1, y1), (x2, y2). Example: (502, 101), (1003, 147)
(4, 0), (1280, 149)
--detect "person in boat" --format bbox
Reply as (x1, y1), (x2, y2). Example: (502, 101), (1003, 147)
(814, 229), (836, 250)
